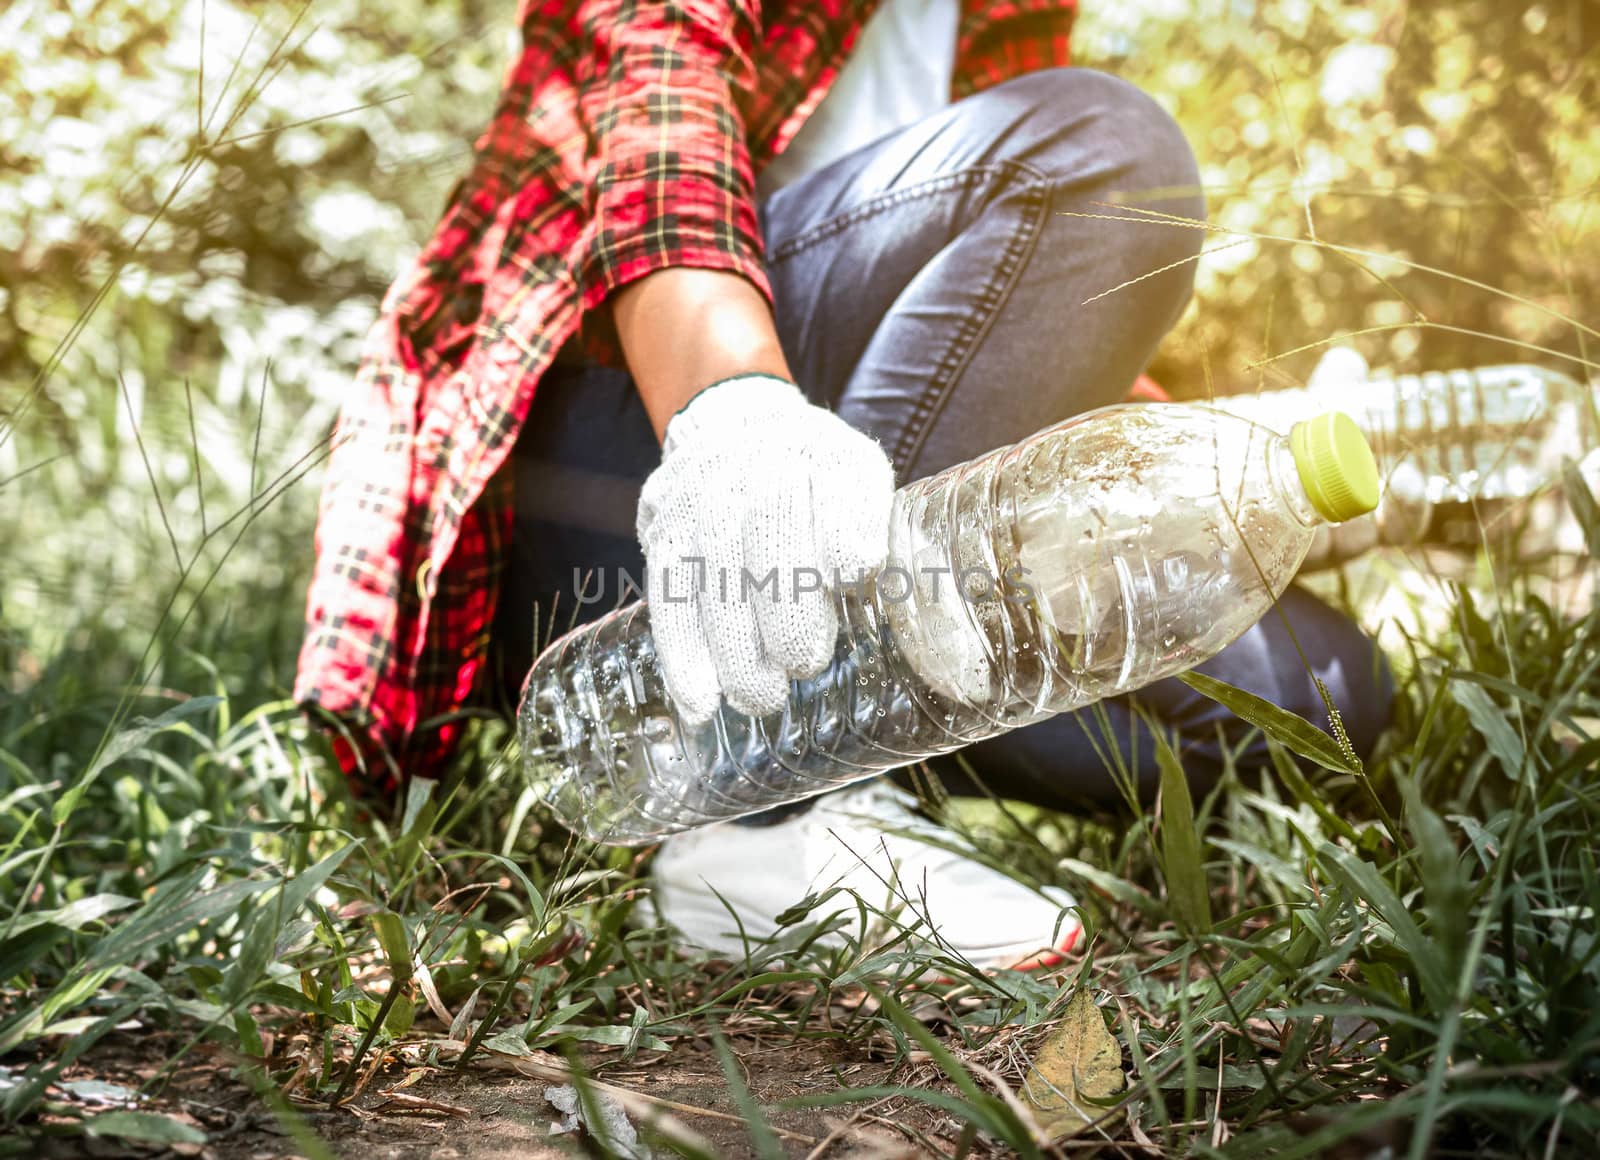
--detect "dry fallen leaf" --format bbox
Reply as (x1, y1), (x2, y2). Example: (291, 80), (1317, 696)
(1019, 986), (1126, 1138)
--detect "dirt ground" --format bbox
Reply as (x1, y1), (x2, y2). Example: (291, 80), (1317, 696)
(28, 1029), (943, 1159)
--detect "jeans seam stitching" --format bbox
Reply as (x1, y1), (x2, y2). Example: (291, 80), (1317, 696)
(890, 164), (1052, 468)
(766, 166), (1017, 265)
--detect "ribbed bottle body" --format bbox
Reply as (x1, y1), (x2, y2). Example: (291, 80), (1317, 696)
(520, 404), (1323, 844)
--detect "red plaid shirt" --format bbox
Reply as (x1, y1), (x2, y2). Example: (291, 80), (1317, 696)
(296, 0), (1077, 789)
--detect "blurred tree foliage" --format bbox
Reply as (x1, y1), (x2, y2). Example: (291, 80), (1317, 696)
(2, 0), (1597, 690)
(2, 0), (516, 686)
(1080, 0), (1600, 389)
(2, 0), (514, 419)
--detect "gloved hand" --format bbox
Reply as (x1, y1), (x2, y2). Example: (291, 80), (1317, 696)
(637, 374), (895, 723)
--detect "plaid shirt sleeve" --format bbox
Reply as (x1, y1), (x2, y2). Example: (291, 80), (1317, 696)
(574, 0), (772, 348)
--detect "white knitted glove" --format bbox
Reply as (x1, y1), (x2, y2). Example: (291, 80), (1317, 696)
(637, 375), (895, 723)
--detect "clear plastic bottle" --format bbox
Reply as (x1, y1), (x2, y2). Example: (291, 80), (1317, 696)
(518, 406), (1378, 844)
(1207, 364), (1598, 567)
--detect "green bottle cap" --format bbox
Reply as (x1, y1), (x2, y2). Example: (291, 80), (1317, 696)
(1288, 412), (1380, 523)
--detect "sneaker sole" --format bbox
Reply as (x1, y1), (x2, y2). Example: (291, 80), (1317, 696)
(935, 921), (1084, 982)
(1005, 922), (1084, 971)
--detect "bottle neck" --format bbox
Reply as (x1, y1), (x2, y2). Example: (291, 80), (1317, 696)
(1271, 439), (1323, 528)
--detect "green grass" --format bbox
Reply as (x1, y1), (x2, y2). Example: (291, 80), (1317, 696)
(4, 403), (1598, 1156)
(4, 3), (1600, 1155)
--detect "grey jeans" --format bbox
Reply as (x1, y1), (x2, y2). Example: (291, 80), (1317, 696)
(497, 68), (1393, 814)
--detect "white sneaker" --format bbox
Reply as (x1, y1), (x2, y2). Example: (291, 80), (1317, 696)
(645, 784), (1082, 970)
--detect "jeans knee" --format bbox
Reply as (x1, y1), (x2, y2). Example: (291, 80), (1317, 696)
(999, 68), (1205, 252)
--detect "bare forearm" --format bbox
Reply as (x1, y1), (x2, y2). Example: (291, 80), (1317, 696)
(613, 268), (793, 441)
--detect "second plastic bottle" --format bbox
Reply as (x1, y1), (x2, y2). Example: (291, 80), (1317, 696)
(519, 404), (1379, 844)
(1208, 363), (1597, 567)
